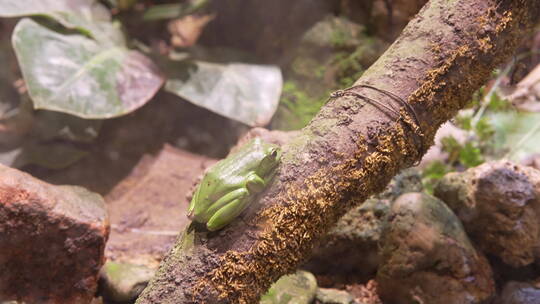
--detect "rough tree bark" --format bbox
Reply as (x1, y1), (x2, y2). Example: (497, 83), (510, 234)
(136, 0), (540, 303)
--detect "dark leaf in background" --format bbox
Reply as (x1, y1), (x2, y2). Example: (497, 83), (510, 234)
(143, 0), (211, 21)
(0, 106), (99, 168)
(31, 111), (101, 143)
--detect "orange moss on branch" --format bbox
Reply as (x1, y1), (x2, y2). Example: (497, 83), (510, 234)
(410, 4), (527, 141)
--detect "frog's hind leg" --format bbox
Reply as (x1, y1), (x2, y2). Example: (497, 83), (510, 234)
(206, 188), (249, 219)
(245, 173), (266, 193)
(207, 195), (251, 231)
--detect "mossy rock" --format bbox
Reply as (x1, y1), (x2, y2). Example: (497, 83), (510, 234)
(260, 270), (318, 304)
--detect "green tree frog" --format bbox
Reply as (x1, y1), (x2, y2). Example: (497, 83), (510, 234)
(187, 138), (281, 231)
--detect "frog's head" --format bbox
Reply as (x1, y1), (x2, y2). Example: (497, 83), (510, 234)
(257, 143), (281, 178)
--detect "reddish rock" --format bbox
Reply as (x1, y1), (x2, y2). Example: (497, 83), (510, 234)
(347, 280), (382, 304)
(522, 154), (540, 171)
(0, 164), (109, 303)
(434, 161), (540, 267)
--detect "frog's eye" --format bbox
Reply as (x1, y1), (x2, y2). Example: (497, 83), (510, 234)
(270, 148), (279, 159)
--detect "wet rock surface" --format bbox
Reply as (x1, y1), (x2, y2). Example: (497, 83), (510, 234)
(376, 192), (495, 304)
(105, 144), (215, 269)
(0, 164), (109, 303)
(434, 161), (540, 267)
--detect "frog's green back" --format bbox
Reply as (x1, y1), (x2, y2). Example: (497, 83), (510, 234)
(197, 138), (278, 206)
(208, 139), (276, 190)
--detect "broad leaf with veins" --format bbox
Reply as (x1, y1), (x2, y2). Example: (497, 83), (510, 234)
(0, 0), (122, 44)
(11, 18), (163, 118)
(165, 60), (282, 127)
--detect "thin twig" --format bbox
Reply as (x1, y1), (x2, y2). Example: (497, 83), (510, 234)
(328, 85), (424, 165)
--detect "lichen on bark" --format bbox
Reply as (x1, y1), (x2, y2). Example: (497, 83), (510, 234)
(136, 1), (540, 303)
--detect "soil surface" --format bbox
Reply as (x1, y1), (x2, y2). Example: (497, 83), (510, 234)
(105, 144), (216, 268)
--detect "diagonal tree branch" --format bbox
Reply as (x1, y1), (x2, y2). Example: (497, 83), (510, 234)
(136, 0), (540, 303)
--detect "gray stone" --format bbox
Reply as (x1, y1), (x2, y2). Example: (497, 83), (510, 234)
(496, 281), (540, 304)
(100, 262), (155, 303)
(315, 288), (355, 304)
(260, 270), (317, 304)
(377, 192), (495, 304)
(434, 161), (540, 267)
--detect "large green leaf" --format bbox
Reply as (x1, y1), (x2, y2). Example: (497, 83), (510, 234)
(11, 18), (163, 119)
(0, 0), (109, 22)
(165, 60), (282, 126)
(0, 0), (122, 44)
